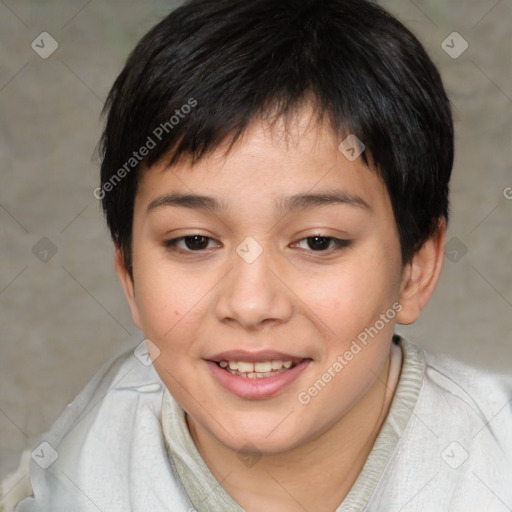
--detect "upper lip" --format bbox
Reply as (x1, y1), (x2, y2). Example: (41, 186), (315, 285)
(207, 350), (308, 364)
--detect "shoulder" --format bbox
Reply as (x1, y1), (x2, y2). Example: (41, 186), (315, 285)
(35, 343), (161, 452)
(421, 346), (512, 438)
(369, 338), (512, 511)
(398, 337), (511, 432)
(5, 342), (167, 511)
(412, 341), (512, 503)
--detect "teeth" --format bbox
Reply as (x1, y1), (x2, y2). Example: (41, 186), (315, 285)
(254, 361), (272, 372)
(218, 359), (295, 376)
(237, 361), (254, 373)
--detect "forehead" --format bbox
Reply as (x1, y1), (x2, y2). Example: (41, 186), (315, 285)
(135, 108), (390, 218)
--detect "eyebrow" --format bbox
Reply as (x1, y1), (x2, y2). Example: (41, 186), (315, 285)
(146, 189), (371, 215)
(147, 192), (227, 213)
(275, 190), (371, 215)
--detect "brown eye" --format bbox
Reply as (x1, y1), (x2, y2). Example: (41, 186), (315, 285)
(306, 236), (331, 251)
(294, 236), (352, 253)
(164, 235), (219, 253)
(183, 235), (210, 250)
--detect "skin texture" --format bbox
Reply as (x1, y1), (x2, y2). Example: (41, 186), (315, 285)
(116, 107), (446, 511)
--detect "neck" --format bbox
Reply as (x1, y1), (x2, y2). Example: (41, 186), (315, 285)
(187, 344), (401, 512)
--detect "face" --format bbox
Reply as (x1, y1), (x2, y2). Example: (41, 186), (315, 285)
(119, 110), (410, 455)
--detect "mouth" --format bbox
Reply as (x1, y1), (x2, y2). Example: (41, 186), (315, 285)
(215, 359), (297, 379)
(206, 351), (311, 399)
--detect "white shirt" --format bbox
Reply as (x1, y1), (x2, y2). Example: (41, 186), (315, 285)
(6, 337), (512, 512)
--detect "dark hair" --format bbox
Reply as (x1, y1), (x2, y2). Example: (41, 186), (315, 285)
(99, 0), (453, 276)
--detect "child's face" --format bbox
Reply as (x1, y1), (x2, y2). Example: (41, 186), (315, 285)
(119, 109), (410, 454)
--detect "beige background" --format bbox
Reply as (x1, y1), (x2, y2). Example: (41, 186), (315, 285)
(1, 0), (511, 486)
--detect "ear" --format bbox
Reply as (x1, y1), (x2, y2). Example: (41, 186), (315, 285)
(114, 246), (142, 330)
(396, 219), (446, 325)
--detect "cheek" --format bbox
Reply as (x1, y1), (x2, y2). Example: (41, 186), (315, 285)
(133, 253), (212, 342)
(302, 254), (400, 341)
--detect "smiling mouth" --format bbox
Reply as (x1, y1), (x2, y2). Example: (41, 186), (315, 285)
(215, 360), (298, 379)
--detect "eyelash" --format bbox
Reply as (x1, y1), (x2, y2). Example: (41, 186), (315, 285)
(164, 235), (352, 255)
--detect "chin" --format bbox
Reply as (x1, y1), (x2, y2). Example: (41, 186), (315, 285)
(207, 413), (310, 454)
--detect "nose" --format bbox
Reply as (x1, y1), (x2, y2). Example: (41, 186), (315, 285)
(214, 244), (294, 330)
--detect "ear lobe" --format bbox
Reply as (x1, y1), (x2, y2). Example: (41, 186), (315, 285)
(396, 219), (446, 325)
(114, 246), (142, 329)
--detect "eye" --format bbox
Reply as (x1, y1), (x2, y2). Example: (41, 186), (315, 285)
(294, 236), (351, 252)
(164, 235), (220, 252)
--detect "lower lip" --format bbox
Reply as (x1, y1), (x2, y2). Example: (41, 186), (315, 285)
(206, 360), (311, 399)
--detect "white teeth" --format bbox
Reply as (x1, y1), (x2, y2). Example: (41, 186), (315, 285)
(254, 361), (272, 372)
(218, 359), (296, 377)
(237, 361), (254, 373)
